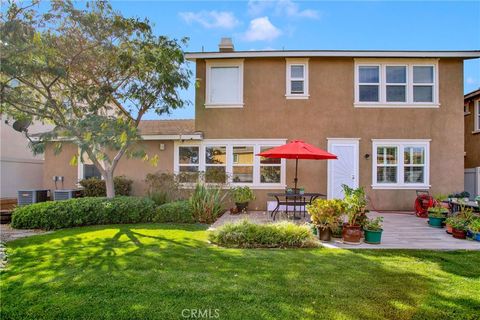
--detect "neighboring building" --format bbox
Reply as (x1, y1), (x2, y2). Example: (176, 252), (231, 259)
(464, 89), (480, 197)
(42, 39), (480, 210)
(0, 116), (52, 198)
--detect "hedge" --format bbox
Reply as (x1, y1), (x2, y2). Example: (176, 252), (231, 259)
(78, 176), (133, 197)
(208, 220), (318, 248)
(12, 197), (156, 230)
(152, 200), (194, 223)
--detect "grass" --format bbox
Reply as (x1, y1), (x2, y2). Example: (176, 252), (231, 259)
(1, 224), (479, 320)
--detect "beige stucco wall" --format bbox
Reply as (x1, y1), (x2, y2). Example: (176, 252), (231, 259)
(464, 98), (480, 168)
(1, 116), (53, 198)
(43, 141), (174, 195)
(194, 57), (465, 211)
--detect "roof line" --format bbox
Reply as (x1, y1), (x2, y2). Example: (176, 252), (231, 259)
(185, 50), (480, 60)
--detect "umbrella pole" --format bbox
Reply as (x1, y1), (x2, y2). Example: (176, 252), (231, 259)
(294, 158), (298, 191)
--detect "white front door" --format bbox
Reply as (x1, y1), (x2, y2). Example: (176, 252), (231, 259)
(327, 139), (360, 199)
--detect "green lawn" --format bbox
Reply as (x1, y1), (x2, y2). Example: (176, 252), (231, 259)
(1, 224), (479, 320)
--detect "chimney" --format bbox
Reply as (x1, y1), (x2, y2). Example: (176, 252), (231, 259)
(218, 37), (234, 52)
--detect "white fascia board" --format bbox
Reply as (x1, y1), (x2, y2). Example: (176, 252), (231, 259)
(141, 134), (203, 140)
(185, 50), (480, 60)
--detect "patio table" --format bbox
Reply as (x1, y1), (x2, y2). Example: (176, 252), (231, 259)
(268, 192), (325, 221)
(449, 199), (480, 213)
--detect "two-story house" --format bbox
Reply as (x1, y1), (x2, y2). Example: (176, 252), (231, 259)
(464, 88), (480, 197)
(42, 38), (480, 211)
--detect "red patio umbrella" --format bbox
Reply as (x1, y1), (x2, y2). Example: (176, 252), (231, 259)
(257, 140), (337, 191)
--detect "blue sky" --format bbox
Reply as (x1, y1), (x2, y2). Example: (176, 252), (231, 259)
(102, 1), (479, 118)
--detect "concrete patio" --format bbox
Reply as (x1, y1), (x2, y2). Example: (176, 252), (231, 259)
(211, 211), (480, 250)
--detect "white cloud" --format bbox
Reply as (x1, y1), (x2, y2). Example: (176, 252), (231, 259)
(179, 11), (240, 29)
(466, 77), (477, 85)
(243, 17), (282, 42)
(248, 0), (320, 19)
(275, 0), (320, 19)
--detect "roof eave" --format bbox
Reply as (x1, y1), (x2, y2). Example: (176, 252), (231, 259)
(185, 50), (480, 61)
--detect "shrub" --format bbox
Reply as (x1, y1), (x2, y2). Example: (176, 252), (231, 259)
(209, 220), (318, 248)
(190, 183), (228, 224)
(152, 200), (194, 223)
(12, 197), (156, 230)
(230, 186), (255, 203)
(79, 176), (133, 197)
(306, 198), (344, 230)
(145, 172), (190, 205)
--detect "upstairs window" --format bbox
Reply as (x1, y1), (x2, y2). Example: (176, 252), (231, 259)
(355, 60), (438, 107)
(205, 59), (244, 108)
(413, 66), (434, 103)
(286, 59), (309, 99)
(475, 100), (480, 133)
(358, 66), (380, 102)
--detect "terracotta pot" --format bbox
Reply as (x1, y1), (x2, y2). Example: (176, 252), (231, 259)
(452, 228), (466, 239)
(317, 227), (332, 242)
(343, 224), (362, 244)
(446, 224), (453, 234)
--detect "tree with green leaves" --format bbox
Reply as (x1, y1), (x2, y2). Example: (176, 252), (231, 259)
(0, 1), (191, 198)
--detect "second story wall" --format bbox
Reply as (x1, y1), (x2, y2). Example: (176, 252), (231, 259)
(194, 57), (464, 143)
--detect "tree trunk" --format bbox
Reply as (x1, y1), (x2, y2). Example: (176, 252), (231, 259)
(105, 171), (115, 198)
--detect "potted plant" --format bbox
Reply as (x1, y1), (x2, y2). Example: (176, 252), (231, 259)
(467, 219), (480, 242)
(449, 216), (468, 239)
(341, 185), (367, 244)
(427, 206), (448, 228)
(230, 186), (255, 213)
(363, 216), (384, 244)
(475, 195), (480, 206)
(306, 198), (344, 241)
(445, 216), (455, 234)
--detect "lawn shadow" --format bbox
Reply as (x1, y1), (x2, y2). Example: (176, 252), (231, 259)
(1, 224), (480, 320)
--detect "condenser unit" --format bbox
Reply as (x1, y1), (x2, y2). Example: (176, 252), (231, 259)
(53, 189), (83, 201)
(17, 190), (50, 206)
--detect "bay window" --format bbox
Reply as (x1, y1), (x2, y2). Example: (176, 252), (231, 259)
(232, 146), (254, 183)
(259, 147), (282, 184)
(174, 140), (286, 188)
(372, 140), (429, 189)
(205, 146), (227, 183)
(355, 60), (438, 107)
(178, 146), (200, 183)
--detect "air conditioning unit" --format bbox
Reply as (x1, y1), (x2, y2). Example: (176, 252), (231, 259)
(53, 189), (83, 201)
(17, 190), (50, 206)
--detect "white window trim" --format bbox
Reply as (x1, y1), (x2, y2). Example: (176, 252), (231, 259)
(77, 149), (103, 182)
(474, 100), (480, 134)
(464, 104), (470, 115)
(371, 139), (430, 189)
(174, 139), (287, 189)
(285, 58), (309, 99)
(354, 59), (439, 108)
(205, 59), (244, 108)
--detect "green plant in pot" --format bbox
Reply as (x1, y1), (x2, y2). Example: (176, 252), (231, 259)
(363, 216), (384, 244)
(230, 186), (255, 213)
(427, 206), (448, 228)
(307, 199), (344, 242)
(449, 216), (468, 239)
(341, 184), (368, 244)
(467, 219), (480, 242)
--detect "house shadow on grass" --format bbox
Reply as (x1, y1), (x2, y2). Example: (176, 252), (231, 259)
(1, 224), (479, 320)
